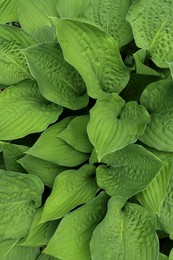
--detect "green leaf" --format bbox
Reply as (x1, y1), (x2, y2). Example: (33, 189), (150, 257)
(90, 196), (159, 260)
(96, 144), (163, 198)
(26, 117), (89, 167)
(22, 43), (88, 110)
(0, 0), (20, 24)
(0, 80), (62, 140)
(22, 207), (58, 247)
(139, 80), (173, 152)
(136, 149), (172, 215)
(87, 93), (150, 160)
(5, 244), (40, 260)
(0, 142), (28, 172)
(0, 24), (37, 85)
(53, 18), (130, 99)
(58, 115), (93, 153)
(44, 192), (109, 260)
(159, 253), (168, 260)
(169, 249), (173, 260)
(37, 254), (59, 260)
(126, 0), (173, 68)
(18, 0), (58, 42)
(0, 239), (19, 260)
(41, 164), (98, 222)
(57, 0), (133, 47)
(0, 169), (44, 240)
(18, 154), (67, 188)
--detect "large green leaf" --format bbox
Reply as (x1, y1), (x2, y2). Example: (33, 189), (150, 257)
(44, 192), (109, 260)
(5, 244), (40, 260)
(57, 0), (133, 47)
(126, 0), (173, 68)
(22, 43), (88, 110)
(87, 93), (150, 160)
(136, 149), (172, 215)
(58, 115), (93, 153)
(0, 142), (28, 172)
(139, 80), (173, 151)
(0, 80), (62, 140)
(0, 239), (19, 260)
(41, 164), (98, 222)
(18, 154), (67, 188)
(18, 0), (58, 42)
(0, 0), (20, 24)
(90, 196), (159, 260)
(0, 24), (37, 85)
(0, 169), (44, 240)
(53, 18), (130, 99)
(96, 144), (163, 198)
(26, 117), (89, 167)
(22, 207), (58, 247)
(37, 254), (59, 260)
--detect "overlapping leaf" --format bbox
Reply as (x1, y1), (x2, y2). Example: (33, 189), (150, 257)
(126, 0), (173, 68)
(0, 25), (37, 85)
(90, 196), (159, 260)
(0, 169), (44, 240)
(18, 0), (58, 42)
(0, 80), (62, 140)
(87, 93), (150, 160)
(44, 192), (109, 260)
(53, 18), (130, 99)
(26, 117), (89, 167)
(139, 80), (173, 151)
(22, 43), (88, 110)
(41, 164), (98, 222)
(96, 144), (163, 198)
(0, 0), (20, 24)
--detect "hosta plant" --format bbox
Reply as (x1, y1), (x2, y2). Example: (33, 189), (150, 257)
(1, 0), (173, 259)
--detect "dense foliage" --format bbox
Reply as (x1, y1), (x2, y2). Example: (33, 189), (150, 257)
(0, 0), (173, 259)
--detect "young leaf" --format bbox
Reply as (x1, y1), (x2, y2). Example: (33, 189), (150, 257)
(87, 93), (150, 160)
(58, 115), (93, 153)
(0, 169), (44, 240)
(136, 149), (172, 215)
(18, 154), (67, 188)
(22, 43), (88, 110)
(0, 0), (20, 24)
(18, 0), (58, 42)
(44, 192), (109, 260)
(96, 144), (163, 198)
(0, 24), (37, 85)
(139, 80), (173, 152)
(53, 18), (130, 99)
(26, 117), (89, 167)
(0, 80), (62, 140)
(0, 142), (28, 172)
(90, 196), (159, 260)
(126, 0), (173, 68)
(22, 207), (59, 247)
(41, 164), (98, 222)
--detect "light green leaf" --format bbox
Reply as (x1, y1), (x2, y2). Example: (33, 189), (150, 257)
(90, 196), (159, 260)
(22, 43), (88, 110)
(139, 80), (173, 151)
(0, 0), (20, 24)
(53, 18), (130, 99)
(0, 80), (62, 140)
(96, 144), (163, 198)
(0, 24), (37, 85)
(126, 0), (173, 68)
(0, 142), (28, 172)
(159, 253), (168, 260)
(18, 154), (67, 188)
(37, 254), (59, 260)
(57, 0), (133, 47)
(0, 169), (44, 240)
(26, 117), (89, 167)
(133, 49), (161, 77)
(6, 244), (40, 260)
(136, 149), (172, 215)
(41, 164), (98, 222)
(18, 0), (58, 42)
(0, 239), (19, 260)
(169, 249), (173, 260)
(87, 93), (150, 160)
(58, 115), (92, 153)
(44, 192), (109, 260)
(22, 207), (58, 247)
